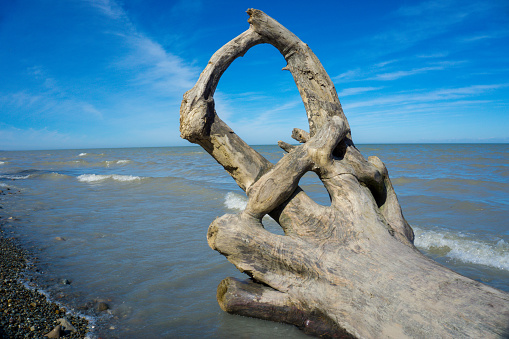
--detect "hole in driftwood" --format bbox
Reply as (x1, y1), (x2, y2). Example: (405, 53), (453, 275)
(299, 171), (331, 207)
(214, 43), (307, 146)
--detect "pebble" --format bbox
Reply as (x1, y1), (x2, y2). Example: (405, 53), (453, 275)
(96, 301), (110, 312)
(58, 317), (78, 333)
(0, 231), (89, 338)
(45, 324), (62, 338)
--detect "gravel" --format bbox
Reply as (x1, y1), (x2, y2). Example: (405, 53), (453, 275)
(0, 227), (89, 338)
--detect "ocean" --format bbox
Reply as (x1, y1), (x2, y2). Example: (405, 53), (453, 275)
(0, 144), (508, 338)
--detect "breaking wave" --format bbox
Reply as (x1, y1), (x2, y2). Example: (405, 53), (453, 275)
(77, 152), (104, 157)
(220, 194), (509, 271)
(224, 192), (247, 210)
(220, 192), (509, 271)
(0, 174), (32, 180)
(77, 174), (144, 183)
(414, 226), (509, 271)
(102, 160), (132, 167)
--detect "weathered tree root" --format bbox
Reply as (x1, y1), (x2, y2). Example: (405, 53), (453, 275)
(181, 8), (509, 339)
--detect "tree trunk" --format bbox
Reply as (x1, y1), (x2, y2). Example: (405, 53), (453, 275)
(180, 9), (509, 338)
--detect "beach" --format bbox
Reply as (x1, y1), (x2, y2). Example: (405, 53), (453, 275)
(0, 220), (89, 338)
(0, 144), (507, 337)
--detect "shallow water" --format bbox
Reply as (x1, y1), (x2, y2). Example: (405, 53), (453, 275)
(0, 144), (507, 337)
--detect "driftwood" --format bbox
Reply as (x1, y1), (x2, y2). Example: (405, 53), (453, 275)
(180, 9), (509, 338)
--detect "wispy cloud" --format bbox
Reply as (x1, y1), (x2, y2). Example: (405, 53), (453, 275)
(89, 0), (199, 96)
(337, 87), (383, 97)
(394, 0), (456, 17)
(344, 84), (508, 110)
(460, 30), (509, 43)
(87, 0), (125, 20)
(1, 85), (104, 121)
(233, 99), (304, 125)
(213, 91), (272, 122)
(120, 34), (198, 94)
(368, 0), (499, 58)
(213, 93), (308, 144)
(374, 60), (399, 68)
(370, 66), (444, 81)
(335, 58), (465, 83)
(333, 69), (361, 82)
(0, 125), (74, 150)
(417, 52), (449, 58)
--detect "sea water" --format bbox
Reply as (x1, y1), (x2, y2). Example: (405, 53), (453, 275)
(0, 144), (508, 338)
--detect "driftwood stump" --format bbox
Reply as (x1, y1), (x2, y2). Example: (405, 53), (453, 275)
(180, 9), (509, 338)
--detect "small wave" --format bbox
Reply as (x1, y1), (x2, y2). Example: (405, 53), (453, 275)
(78, 152), (105, 157)
(40, 172), (72, 180)
(414, 227), (509, 271)
(0, 182), (20, 190)
(223, 192), (279, 228)
(102, 160), (132, 167)
(77, 174), (143, 183)
(20, 279), (98, 339)
(224, 192), (247, 210)
(40, 160), (88, 166)
(0, 174), (32, 180)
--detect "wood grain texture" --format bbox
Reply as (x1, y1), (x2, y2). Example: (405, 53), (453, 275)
(180, 8), (509, 338)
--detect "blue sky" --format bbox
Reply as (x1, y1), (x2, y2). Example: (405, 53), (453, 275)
(1, 0), (508, 150)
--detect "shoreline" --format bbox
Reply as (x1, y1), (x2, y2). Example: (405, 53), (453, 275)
(0, 222), (89, 338)
(0, 144), (507, 337)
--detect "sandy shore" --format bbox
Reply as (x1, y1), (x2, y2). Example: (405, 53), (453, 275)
(0, 222), (89, 338)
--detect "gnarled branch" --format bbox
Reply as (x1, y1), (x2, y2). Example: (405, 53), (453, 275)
(180, 9), (509, 338)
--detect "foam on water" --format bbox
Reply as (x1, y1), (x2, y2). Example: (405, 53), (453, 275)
(102, 160), (132, 167)
(224, 192), (247, 210)
(223, 191), (509, 271)
(223, 192), (289, 234)
(0, 174), (32, 180)
(0, 144), (507, 337)
(19, 278), (98, 339)
(414, 226), (509, 270)
(78, 152), (105, 157)
(77, 174), (143, 183)
(0, 161), (5, 165)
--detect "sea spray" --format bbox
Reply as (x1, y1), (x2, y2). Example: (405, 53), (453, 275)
(224, 192), (248, 210)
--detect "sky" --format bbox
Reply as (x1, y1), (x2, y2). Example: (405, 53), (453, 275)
(0, 0), (508, 150)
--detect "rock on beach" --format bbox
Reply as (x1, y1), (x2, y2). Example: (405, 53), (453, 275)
(0, 226), (89, 338)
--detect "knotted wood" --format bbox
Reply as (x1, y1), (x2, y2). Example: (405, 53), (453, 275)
(180, 9), (509, 338)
